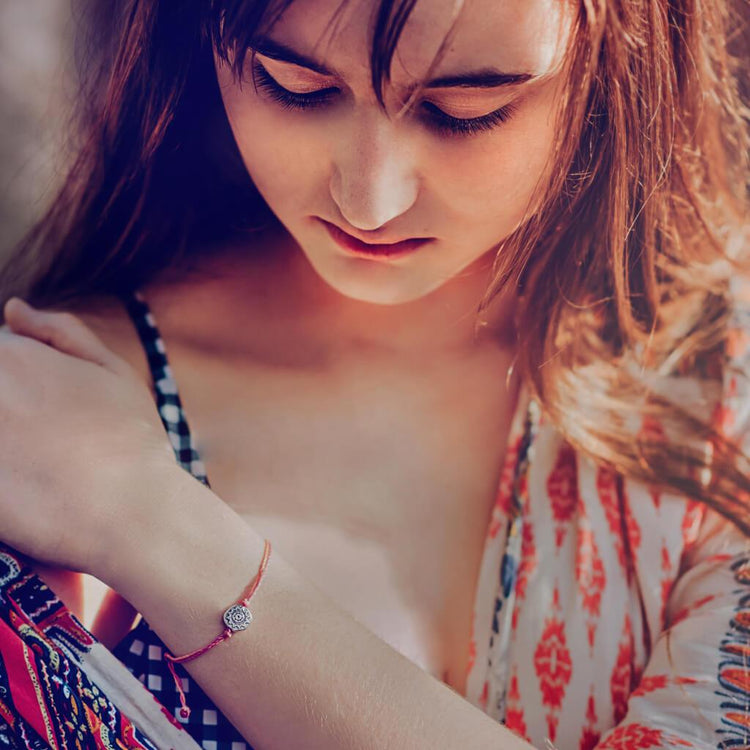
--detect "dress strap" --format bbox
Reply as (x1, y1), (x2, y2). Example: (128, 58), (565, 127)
(118, 289), (211, 488)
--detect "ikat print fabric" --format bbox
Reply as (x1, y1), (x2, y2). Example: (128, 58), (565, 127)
(0, 277), (746, 749)
(463, 274), (750, 749)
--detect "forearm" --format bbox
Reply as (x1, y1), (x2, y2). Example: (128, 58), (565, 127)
(104, 469), (534, 750)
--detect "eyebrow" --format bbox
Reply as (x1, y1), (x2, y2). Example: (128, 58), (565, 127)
(250, 36), (535, 89)
(424, 71), (534, 89)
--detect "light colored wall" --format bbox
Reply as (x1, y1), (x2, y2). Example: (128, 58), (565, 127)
(0, 1), (77, 257)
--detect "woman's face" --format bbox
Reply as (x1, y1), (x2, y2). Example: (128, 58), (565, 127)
(214, 0), (572, 305)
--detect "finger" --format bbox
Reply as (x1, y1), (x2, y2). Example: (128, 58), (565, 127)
(3, 298), (128, 373)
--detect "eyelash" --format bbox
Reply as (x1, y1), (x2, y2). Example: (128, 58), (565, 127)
(251, 61), (518, 138)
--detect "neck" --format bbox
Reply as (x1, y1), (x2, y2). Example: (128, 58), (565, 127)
(145, 228), (520, 367)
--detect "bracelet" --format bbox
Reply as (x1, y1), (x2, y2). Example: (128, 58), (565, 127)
(164, 538), (272, 719)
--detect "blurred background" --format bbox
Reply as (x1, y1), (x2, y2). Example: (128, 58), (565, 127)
(0, 0), (119, 261)
(0, 1), (78, 255)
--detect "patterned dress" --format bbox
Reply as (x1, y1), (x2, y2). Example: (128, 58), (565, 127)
(0, 277), (747, 750)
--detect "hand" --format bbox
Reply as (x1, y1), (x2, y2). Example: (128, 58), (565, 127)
(0, 298), (180, 575)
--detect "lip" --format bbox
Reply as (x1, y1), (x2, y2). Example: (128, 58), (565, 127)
(318, 219), (433, 259)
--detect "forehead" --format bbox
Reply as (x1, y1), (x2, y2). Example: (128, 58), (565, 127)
(265, 0), (573, 80)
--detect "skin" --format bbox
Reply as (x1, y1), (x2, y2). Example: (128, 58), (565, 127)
(213, 0), (571, 308)
(0, 0), (573, 745)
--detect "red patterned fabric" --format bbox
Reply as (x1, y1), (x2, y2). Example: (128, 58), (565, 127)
(464, 276), (750, 749)
(0, 546), (201, 748)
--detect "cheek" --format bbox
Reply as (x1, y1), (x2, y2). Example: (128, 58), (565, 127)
(218, 82), (329, 213)
(426, 86), (559, 231)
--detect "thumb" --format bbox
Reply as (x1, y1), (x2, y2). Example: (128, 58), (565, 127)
(4, 298), (128, 374)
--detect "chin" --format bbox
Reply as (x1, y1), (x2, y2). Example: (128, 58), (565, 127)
(324, 275), (439, 306)
(310, 257), (450, 306)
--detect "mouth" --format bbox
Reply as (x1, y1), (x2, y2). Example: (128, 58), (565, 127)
(318, 219), (434, 259)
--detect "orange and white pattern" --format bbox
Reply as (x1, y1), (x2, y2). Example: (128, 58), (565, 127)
(464, 276), (750, 749)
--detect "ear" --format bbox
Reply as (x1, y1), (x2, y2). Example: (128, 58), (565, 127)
(3, 298), (129, 375)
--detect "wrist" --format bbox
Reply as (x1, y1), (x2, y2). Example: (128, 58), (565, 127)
(98, 465), (274, 658)
(93, 463), (205, 587)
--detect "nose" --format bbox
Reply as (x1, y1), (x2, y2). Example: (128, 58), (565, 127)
(329, 108), (419, 232)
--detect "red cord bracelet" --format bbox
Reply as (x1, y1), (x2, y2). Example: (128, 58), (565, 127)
(164, 538), (272, 719)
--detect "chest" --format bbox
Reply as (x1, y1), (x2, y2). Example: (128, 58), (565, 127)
(174, 354), (520, 693)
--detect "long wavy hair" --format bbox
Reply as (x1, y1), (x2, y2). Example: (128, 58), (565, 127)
(1, 0), (749, 532)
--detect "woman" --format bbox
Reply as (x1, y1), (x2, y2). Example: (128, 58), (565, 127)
(0, 0), (747, 747)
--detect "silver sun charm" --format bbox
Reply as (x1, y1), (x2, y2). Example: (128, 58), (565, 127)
(223, 604), (253, 631)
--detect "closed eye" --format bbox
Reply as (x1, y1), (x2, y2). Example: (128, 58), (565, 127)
(252, 59), (339, 109)
(419, 100), (519, 137)
(251, 59), (520, 137)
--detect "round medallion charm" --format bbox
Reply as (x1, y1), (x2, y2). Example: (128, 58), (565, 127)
(223, 604), (253, 632)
